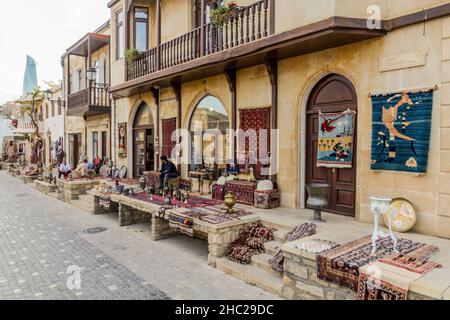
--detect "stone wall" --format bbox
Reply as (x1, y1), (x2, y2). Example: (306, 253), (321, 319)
(438, 17), (450, 238)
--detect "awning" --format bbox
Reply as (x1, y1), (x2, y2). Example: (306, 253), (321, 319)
(67, 33), (110, 57)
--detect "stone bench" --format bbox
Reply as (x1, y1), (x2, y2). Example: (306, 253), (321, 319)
(56, 178), (103, 202)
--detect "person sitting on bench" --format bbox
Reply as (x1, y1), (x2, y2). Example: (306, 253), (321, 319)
(59, 160), (72, 179)
(159, 156), (179, 190)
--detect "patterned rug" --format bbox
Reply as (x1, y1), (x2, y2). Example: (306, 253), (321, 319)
(239, 107), (271, 179)
(130, 193), (222, 209)
(184, 204), (255, 225)
(162, 118), (177, 159)
(99, 194), (111, 209)
(370, 89), (434, 173)
(357, 261), (423, 300)
(378, 244), (441, 274)
(317, 110), (356, 169)
(227, 224), (274, 265)
(317, 236), (424, 292)
(268, 223), (317, 272)
(294, 239), (340, 254)
(357, 271), (408, 300)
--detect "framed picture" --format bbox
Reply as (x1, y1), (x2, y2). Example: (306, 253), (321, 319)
(118, 123), (127, 158)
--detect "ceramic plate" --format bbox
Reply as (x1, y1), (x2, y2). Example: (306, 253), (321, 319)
(99, 165), (110, 177)
(119, 166), (127, 179)
(383, 198), (417, 233)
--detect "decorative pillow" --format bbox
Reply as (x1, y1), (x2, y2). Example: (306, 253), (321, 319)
(225, 175), (238, 182)
(257, 180), (274, 191)
(216, 176), (227, 186)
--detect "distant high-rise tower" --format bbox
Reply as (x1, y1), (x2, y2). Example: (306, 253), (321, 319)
(22, 55), (38, 97)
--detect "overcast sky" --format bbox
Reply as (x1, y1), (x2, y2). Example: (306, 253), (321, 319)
(0, 0), (110, 104)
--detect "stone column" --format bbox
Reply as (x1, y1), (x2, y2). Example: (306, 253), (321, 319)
(150, 215), (178, 241)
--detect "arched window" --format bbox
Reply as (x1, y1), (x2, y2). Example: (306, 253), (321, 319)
(189, 95), (229, 174)
(134, 103), (153, 127)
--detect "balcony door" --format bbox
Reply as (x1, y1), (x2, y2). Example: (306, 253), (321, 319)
(194, 0), (223, 52)
(133, 103), (155, 177)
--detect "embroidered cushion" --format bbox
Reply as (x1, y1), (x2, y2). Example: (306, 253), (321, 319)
(216, 176), (227, 186)
(257, 180), (274, 191)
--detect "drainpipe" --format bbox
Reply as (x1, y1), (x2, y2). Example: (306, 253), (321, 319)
(61, 56), (66, 159)
(112, 96), (117, 172)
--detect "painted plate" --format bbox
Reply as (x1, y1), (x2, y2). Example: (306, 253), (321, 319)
(119, 166), (127, 179)
(383, 198), (417, 233)
(99, 165), (110, 177)
(114, 169), (120, 178)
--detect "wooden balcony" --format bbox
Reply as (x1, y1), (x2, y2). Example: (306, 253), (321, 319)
(127, 0), (274, 81)
(67, 84), (111, 118)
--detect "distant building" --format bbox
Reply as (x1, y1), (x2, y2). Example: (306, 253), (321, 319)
(22, 55), (38, 97)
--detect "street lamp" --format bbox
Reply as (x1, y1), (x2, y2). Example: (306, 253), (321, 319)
(44, 89), (53, 100)
(86, 67), (97, 83)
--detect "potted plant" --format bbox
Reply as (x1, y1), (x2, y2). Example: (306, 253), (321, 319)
(125, 48), (140, 74)
(210, 1), (242, 28)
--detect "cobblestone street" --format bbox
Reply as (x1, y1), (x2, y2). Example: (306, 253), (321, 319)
(0, 172), (278, 300)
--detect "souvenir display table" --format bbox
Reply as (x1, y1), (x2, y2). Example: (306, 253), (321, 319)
(91, 190), (259, 266)
(34, 179), (58, 195)
(56, 178), (104, 202)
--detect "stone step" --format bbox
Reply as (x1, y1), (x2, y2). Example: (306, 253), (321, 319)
(216, 258), (283, 296)
(71, 199), (94, 214)
(263, 241), (283, 256)
(262, 219), (294, 233)
(273, 229), (289, 243)
(250, 253), (282, 277)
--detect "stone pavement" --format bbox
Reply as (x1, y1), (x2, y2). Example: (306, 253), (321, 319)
(0, 171), (279, 300)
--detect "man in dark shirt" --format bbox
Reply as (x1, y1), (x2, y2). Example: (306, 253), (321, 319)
(159, 156), (179, 189)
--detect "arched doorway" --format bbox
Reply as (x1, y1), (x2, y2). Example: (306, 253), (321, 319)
(305, 74), (358, 217)
(133, 102), (155, 177)
(188, 95), (229, 178)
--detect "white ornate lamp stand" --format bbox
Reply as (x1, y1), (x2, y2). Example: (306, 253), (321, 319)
(370, 197), (398, 255)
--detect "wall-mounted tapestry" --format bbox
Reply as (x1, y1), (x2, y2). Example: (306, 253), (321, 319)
(317, 110), (356, 169)
(162, 118), (177, 159)
(370, 89), (434, 173)
(118, 123), (127, 158)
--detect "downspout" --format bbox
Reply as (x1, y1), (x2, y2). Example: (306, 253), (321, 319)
(61, 56), (66, 159)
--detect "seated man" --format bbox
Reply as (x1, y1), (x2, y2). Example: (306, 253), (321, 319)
(75, 159), (89, 177)
(59, 160), (72, 179)
(159, 156), (179, 190)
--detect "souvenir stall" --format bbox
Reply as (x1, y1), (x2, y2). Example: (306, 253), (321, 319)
(91, 178), (261, 266)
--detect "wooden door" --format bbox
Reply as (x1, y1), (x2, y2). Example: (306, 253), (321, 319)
(73, 134), (80, 167)
(101, 131), (107, 159)
(134, 130), (147, 177)
(305, 74), (358, 217)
